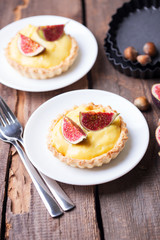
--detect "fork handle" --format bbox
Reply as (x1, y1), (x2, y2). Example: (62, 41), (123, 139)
(40, 174), (75, 211)
(11, 140), (63, 218)
(19, 137), (75, 212)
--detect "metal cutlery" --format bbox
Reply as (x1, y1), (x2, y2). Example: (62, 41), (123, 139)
(0, 131), (63, 217)
(0, 96), (75, 216)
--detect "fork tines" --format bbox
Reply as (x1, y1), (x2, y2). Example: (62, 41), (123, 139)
(0, 97), (15, 125)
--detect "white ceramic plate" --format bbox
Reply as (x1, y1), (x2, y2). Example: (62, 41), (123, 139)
(24, 90), (149, 185)
(0, 15), (98, 92)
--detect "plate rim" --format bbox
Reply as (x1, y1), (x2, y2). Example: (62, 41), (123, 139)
(0, 15), (98, 92)
(24, 89), (150, 185)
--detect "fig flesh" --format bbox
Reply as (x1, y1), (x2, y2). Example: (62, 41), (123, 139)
(79, 111), (119, 131)
(37, 25), (64, 42)
(18, 34), (45, 57)
(155, 125), (160, 146)
(61, 116), (87, 144)
(151, 83), (160, 109)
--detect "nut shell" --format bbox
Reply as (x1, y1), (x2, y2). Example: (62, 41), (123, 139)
(137, 55), (151, 66)
(143, 42), (157, 57)
(124, 46), (138, 61)
(134, 96), (150, 111)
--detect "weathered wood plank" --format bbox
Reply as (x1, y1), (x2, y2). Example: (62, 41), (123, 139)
(3, 0), (99, 239)
(0, 0), (22, 238)
(86, 0), (160, 239)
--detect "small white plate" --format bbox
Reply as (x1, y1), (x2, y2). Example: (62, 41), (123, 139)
(0, 15), (98, 92)
(24, 90), (149, 186)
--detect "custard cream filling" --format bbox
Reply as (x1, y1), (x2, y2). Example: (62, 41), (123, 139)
(50, 105), (121, 160)
(8, 24), (72, 68)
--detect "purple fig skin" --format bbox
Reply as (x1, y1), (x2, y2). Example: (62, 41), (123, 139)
(37, 25), (64, 42)
(61, 116), (87, 144)
(18, 34), (45, 57)
(79, 112), (119, 131)
(151, 84), (160, 109)
(155, 125), (160, 146)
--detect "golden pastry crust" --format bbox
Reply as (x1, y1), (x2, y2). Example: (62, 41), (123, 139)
(5, 35), (78, 79)
(47, 103), (128, 168)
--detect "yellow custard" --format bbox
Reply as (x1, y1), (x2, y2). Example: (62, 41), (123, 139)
(50, 105), (121, 160)
(8, 24), (72, 68)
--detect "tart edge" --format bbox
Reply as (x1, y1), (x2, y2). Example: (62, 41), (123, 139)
(5, 34), (79, 79)
(47, 103), (128, 168)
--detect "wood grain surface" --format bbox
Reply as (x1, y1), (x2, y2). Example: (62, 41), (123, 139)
(0, 0), (160, 239)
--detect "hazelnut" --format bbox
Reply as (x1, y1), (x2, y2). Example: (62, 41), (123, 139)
(134, 96), (150, 111)
(124, 46), (138, 61)
(137, 55), (151, 66)
(143, 42), (157, 57)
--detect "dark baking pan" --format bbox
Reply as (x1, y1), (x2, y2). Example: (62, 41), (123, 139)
(105, 0), (160, 78)
(104, 33), (160, 79)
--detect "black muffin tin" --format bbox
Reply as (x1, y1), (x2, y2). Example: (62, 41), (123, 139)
(104, 0), (160, 78)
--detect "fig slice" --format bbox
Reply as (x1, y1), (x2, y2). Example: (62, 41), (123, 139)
(151, 83), (160, 109)
(37, 25), (64, 42)
(61, 116), (87, 144)
(155, 125), (160, 145)
(18, 34), (45, 57)
(79, 111), (119, 131)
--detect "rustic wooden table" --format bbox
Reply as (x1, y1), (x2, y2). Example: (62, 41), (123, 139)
(0, 0), (160, 239)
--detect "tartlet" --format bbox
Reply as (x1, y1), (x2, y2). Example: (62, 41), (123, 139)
(5, 24), (78, 79)
(47, 103), (128, 168)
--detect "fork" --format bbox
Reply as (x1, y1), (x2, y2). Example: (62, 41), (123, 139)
(0, 131), (63, 217)
(0, 97), (75, 215)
